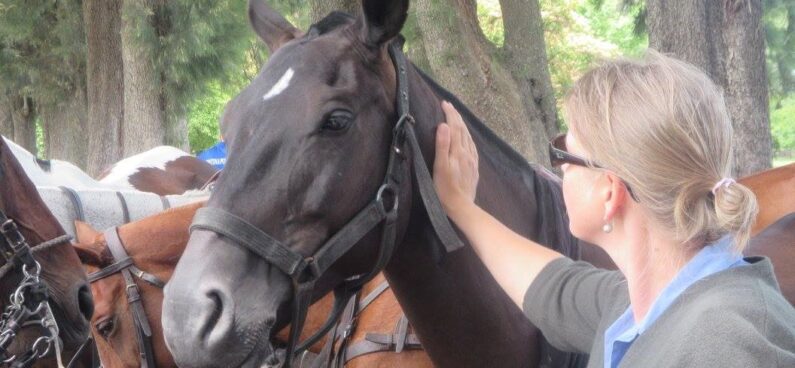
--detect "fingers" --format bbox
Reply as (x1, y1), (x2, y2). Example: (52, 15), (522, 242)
(434, 123), (451, 172)
(441, 101), (477, 160)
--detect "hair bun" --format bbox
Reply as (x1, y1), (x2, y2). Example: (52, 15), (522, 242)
(714, 182), (758, 250)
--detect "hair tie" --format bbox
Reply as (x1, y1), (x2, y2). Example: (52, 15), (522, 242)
(711, 178), (736, 195)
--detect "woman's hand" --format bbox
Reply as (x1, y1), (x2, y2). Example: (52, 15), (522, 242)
(433, 101), (479, 218)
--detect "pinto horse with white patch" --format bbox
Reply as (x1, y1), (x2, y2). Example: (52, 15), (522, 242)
(99, 146), (219, 196)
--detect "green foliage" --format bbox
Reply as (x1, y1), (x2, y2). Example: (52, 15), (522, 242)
(183, 0), (316, 152)
(764, 0), (794, 101)
(536, 0), (647, 117)
(0, 0), (85, 104)
(123, 0), (252, 122)
(188, 80), (245, 153)
(771, 96), (795, 154)
(35, 118), (44, 157)
(478, 0), (504, 47)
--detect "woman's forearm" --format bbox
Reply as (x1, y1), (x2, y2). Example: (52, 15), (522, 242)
(448, 201), (564, 309)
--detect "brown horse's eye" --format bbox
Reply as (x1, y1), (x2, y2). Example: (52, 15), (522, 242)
(96, 317), (116, 340)
(322, 111), (353, 132)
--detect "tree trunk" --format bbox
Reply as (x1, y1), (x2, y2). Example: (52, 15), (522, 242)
(779, 6), (795, 94)
(500, 0), (558, 139)
(84, 0), (124, 176)
(647, 0), (771, 176)
(647, 0), (727, 84)
(40, 83), (88, 168)
(310, 0), (359, 23)
(404, 7), (433, 75)
(164, 113), (189, 151)
(0, 94), (13, 139)
(414, 0), (551, 165)
(121, 0), (165, 157)
(723, 0), (771, 176)
(9, 95), (37, 155)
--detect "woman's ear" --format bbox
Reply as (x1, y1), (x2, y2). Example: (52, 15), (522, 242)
(603, 172), (628, 222)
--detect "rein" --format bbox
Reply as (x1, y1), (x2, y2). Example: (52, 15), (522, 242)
(87, 228), (166, 368)
(0, 209), (72, 368)
(189, 42), (463, 367)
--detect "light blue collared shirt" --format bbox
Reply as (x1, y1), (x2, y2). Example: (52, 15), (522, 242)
(603, 236), (747, 368)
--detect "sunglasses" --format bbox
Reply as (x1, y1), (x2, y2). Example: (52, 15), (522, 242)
(549, 133), (639, 202)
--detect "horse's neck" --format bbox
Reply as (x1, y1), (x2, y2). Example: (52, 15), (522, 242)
(3, 135), (109, 189)
(382, 70), (575, 367)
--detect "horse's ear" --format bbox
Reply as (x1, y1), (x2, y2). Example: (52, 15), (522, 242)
(248, 0), (303, 53)
(72, 239), (106, 267)
(359, 0), (409, 46)
(75, 221), (100, 244)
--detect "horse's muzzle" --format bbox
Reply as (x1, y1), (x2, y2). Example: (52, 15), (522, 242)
(162, 230), (287, 367)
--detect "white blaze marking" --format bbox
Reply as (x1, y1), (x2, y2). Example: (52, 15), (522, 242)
(263, 68), (294, 101)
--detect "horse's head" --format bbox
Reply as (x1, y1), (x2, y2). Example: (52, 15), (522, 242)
(72, 202), (202, 367)
(162, 0), (433, 366)
(0, 138), (93, 364)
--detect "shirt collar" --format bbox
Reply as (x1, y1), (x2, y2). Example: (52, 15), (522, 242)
(604, 235), (745, 367)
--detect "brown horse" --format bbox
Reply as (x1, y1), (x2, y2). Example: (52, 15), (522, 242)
(745, 213), (795, 304)
(73, 202), (431, 367)
(163, 1), (584, 367)
(738, 162), (795, 235)
(0, 135), (93, 366)
(99, 146), (219, 196)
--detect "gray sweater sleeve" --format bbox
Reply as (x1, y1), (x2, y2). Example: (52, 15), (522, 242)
(522, 257), (627, 354)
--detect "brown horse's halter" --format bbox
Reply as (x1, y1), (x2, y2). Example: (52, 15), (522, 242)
(87, 228), (166, 368)
(189, 41), (464, 367)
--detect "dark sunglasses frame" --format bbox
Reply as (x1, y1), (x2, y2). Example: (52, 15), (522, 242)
(548, 133), (639, 202)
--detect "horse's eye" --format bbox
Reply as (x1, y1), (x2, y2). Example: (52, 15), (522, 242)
(95, 317), (116, 340)
(322, 111), (353, 132)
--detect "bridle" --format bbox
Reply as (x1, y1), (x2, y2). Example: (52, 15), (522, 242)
(0, 209), (72, 367)
(59, 185), (172, 368)
(294, 280), (423, 368)
(190, 41), (464, 367)
(87, 228), (166, 368)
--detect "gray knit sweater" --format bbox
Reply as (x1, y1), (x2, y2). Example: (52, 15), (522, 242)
(523, 256), (795, 367)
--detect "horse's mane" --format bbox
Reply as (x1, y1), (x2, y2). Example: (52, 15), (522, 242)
(415, 67), (580, 259)
(414, 67), (535, 170)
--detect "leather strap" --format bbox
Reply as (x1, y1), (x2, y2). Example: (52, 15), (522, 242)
(102, 227), (158, 368)
(160, 196), (171, 210)
(115, 191), (131, 224)
(191, 208), (308, 278)
(87, 257), (134, 283)
(59, 186), (85, 222)
(358, 281), (389, 311)
(388, 42), (463, 256)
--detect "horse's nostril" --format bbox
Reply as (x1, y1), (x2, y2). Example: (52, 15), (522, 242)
(77, 283), (94, 320)
(200, 290), (225, 342)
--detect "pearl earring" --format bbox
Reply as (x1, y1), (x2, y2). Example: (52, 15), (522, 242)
(602, 222), (613, 233)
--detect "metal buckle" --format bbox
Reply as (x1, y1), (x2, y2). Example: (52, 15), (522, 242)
(375, 184), (398, 217)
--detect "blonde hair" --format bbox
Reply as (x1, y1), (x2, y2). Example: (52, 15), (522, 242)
(564, 50), (758, 252)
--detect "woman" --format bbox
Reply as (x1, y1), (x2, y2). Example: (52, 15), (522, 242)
(432, 51), (795, 367)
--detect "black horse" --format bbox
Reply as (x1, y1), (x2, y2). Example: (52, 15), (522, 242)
(163, 1), (586, 367)
(0, 137), (94, 366)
